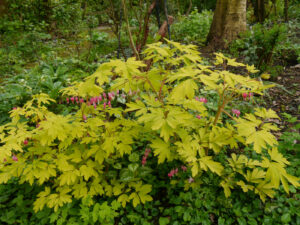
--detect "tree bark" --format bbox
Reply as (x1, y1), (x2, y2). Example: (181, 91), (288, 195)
(138, 1), (157, 53)
(256, 0), (265, 23)
(207, 0), (247, 49)
(122, 0), (140, 60)
(0, 0), (7, 17)
(284, 0), (288, 22)
(185, 0), (193, 16)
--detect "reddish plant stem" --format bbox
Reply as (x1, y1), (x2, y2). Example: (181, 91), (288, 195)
(139, 1), (156, 52)
(158, 78), (166, 101)
(222, 109), (236, 121)
(213, 98), (228, 125)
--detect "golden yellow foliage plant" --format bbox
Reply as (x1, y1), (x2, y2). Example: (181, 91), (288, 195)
(0, 40), (299, 212)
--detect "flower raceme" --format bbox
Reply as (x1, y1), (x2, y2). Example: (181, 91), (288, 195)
(62, 91), (126, 110)
(141, 156), (147, 166)
(12, 155), (18, 162)
(61, 91), (133, 110)
(168, 168), (178, 178)
(188, 177), (194, 183)
(142, 148), (151, 166)
(232, 109), (241, 117)
(181, 166), (187, 172)
(199, 98), (208, 103)
(168, 166), (188, 178)
(23, 139), (29, 145)
(195, 96), (208, 103)
(242, 92), (253, 101)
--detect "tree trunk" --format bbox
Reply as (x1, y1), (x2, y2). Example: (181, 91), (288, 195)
(185, 0), (192, 16)
(256, 0), (265, 23)
(0, 0), (7, 16)
(207, 0), (247, 49)
(284, 0), (288, 22)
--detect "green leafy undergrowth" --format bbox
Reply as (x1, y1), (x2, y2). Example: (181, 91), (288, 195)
(229, 22), (288, 77)
(0, 58), (95, 125)
(172, 9), (213, 44)
(1, 174), (299, 224)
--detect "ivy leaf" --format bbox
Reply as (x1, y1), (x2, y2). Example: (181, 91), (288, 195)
(128, 163), (139, 172)
(106, 171), (117, 179)
(138, 166), (153, 177)
(119, 169), (135, 182)
(159, 217), (170, 225)
(129, 153), (140, 162)
(113, 163), (122, 170)
(281, 213), (291, 223)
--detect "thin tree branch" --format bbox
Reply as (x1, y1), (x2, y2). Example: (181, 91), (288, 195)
(122, 0), (140, 60)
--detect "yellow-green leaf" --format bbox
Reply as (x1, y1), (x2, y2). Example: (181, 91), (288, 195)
(199, 156), (224, 176)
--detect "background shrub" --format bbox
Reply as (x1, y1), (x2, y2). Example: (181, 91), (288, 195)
(172, 9), (213, 44)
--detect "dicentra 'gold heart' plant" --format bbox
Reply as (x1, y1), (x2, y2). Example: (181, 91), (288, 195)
(0, 40), (299, 212)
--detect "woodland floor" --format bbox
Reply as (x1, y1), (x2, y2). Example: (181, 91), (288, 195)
(199, 45), (299, 136)
(267, 65), (300, 118)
